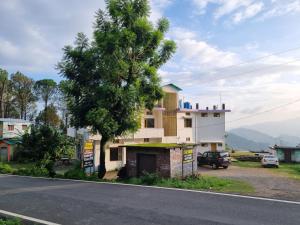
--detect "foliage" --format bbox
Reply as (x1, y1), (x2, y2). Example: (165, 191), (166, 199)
(58, 0), (176, 178)
(0, 218), (21, 225)
(11, 71), (36, 120)
(0, 163), (13, 174)
(122, 174), (254, 193)
(34, 79), (57, 124)
(12, 166), (48, 177)
(35, 104), (61, 127)
(17, 125), (75, 177)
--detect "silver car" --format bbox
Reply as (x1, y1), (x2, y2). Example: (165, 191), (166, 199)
(261, 155), (279, 168)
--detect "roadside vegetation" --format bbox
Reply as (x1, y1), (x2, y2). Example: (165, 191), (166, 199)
(0, 217), (21, 225)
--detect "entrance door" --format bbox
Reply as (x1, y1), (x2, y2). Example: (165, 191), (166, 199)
(137, 154), (156, 176)
(0, 147), (8, 162)
(211, 143), (217, 152)
(284, 150), (292, 162)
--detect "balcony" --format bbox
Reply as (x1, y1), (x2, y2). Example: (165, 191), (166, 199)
(133, 128), (164, 139)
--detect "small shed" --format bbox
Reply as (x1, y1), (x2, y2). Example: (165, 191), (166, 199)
(0, 139), (21, 162)
(124, 143), (197, 178)
(272, 145), (300, 163)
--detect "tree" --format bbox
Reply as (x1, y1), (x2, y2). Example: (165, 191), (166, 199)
(34, 79), (57, 124)
(0, 68), (10, 118)
(11, 72), (36, 120)
(36, 104), (61, 127)
(58, 0), (176, 178)
(18, 125), (75, 177)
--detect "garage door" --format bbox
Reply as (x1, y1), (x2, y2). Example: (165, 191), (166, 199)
(137, 154), (156, 177)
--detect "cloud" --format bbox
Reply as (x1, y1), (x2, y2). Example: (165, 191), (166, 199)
(233, 2), (264, 23)
(259, 0), (300, 20)
(149, 0), (173, 22)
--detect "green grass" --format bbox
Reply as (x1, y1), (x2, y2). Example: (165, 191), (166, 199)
(0, 217), (21, 225)
(230, 151), (256, 158)
(121, 174), (254, 194)
(7, 162), (35, 170)
(232, 161), (300, 180)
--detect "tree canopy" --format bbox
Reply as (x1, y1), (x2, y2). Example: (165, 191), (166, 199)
(58, 0), (176, 178)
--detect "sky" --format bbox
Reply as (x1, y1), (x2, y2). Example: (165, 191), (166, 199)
(1, 0), (300, 130)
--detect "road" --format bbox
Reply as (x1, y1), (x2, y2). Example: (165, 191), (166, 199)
(0, 175), (299, 225)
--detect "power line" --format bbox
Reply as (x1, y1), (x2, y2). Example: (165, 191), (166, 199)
(199, 58), (300, 84)
(194, 44), (300, 74)
(193, 97), (300, 128)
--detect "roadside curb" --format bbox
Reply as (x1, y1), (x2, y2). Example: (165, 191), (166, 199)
(1, 173), (300, 205)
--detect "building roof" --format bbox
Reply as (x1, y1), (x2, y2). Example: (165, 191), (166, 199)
(162, 83), (182, 91)
(179, 109), (231, 113)
(0, 118), (32, 123)
(122, 143), (195, 149)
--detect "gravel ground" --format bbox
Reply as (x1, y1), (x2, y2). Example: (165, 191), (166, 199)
(198, 165), (300, 201)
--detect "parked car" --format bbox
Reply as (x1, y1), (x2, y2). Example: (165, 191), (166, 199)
(197, 151), (230, 169)
(261, 155), (279, 168)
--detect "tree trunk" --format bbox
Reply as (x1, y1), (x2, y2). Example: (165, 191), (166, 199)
(98, 137), (108, 179)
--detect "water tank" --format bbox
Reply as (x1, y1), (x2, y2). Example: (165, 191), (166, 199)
(184, 102), (191, 109)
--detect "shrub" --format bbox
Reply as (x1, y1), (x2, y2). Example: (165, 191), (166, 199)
(64, 165), (87, 180)
(0, 163), (13, 174)
(13, 166), (48, 177)
(140, 172), (161, 185)
(0, 218), (21, 225)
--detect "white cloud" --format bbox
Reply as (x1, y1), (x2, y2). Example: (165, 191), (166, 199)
(260, 0), (300, 20)
(233, 2), (264, 23)
(149, 0), (173, 22)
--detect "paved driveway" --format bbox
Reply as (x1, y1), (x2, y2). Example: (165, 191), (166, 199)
(0, 175), (300, 225)
(198, 165), (300, 201)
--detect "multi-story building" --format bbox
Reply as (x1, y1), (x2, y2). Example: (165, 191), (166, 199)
(0, 118), (32, 162)
(67, 83), (231, 171)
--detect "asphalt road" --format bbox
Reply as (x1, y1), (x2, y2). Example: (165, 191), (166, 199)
(0, 175), (299, 225)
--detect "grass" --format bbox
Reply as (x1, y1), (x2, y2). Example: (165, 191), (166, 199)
(121, 174), (254, 194)
(0, 217), (21, 225)
(232, 161), (300, 180)
(230, 151), (256, 158)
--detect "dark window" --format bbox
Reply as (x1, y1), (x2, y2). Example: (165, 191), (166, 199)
(144, 138), (150, 142)
(146, 111), (153, 115)
(144, 118), (155, 128)
(8, 125), (14, 131)
(218, 143), (223, 147)
(185, 112), (191, 116)
(184, 118), (192, 128)
(22, 125), (28, 130)
(186, 137), (190, 141)
(214, 113), (220, 117)
(201, 113), (208, 117)
(110, 148), (122, 161)
(201, 143), (208, 147)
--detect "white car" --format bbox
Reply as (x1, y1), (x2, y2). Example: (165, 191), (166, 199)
(261, 155), (279, 168)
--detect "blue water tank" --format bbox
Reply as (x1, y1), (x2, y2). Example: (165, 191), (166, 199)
(184, 102), (191, 109)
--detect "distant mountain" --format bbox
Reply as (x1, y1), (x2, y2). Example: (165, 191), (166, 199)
(246, 117), (300, 137)
(226, 132), (270, 152)
(226, 128), (300, 151)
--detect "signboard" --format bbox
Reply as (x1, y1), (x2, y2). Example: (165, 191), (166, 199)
(82, 140), (94, 173)
(183, 149), (193, 163)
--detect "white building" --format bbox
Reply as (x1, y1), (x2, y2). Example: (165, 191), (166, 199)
(67, 83), (230, 171)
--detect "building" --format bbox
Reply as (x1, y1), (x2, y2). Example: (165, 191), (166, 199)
(271, 145), (300, 163)
(0, 118), (32, 162)
(67, 83), (231, 172)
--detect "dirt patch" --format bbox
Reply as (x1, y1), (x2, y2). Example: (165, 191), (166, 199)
(198, 165), (300, 201)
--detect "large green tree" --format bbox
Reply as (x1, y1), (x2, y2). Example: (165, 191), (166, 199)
(35, 103), (61, 127)
(34, 79), (57, 124)
(58, 0), (176, 178)
(11, 72), (36, 120)
(0, 68), (10, 118)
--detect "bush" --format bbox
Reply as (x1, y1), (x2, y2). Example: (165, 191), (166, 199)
(140, 172), (161, 185)
(13, 166), (48, 177)
(0, 163), (13, 174)
(0, 218), (21, 225)
(64, 167), (87, 180)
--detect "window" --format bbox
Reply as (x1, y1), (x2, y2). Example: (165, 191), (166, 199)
(146, 111), (153, 115)
(201, 113), (208, 117)
(144, 138), (150, 143)
(186, 137), (190, 141)
(185, 112), (191, 116)
(184, 118), (192, 128)
(22, 125), (28, 130)
(201, 143), (208, 147)
(218, 143), (223, 147)
(110, 148), (122, 161)
(8, 125), (14, 131)
(214, 113), (220, 117)
(144, 118), (155, 128)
